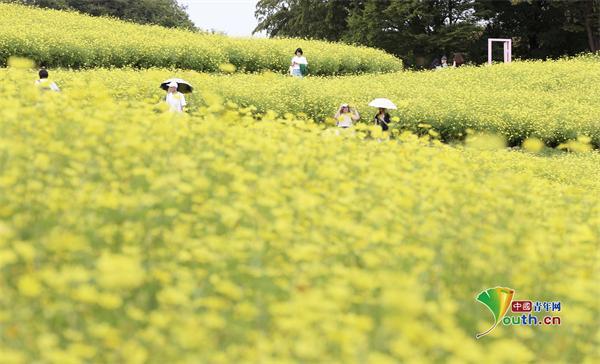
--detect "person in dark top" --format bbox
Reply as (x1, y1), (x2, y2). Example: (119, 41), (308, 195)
(374, 108), (391, 131)
(441, 56), (449, 68)
(453, 53), (465, 67)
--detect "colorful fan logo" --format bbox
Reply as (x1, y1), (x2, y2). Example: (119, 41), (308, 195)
(475, 286), (515, 339)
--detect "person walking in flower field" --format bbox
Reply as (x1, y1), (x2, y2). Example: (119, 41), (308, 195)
(164, 81), (187, 112)
(160, 78), (193, 112)
(334, 103), (360, 128)
(290, 48), (308, 77)
(35, 69), (60, 92)
(374, 108), (391, 131)
(368, 98), (397, 132)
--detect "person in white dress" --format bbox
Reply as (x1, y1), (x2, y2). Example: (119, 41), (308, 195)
(164, 81), (187, 112)
(290, 48), (308, 77)
(334, 104), (360, 128)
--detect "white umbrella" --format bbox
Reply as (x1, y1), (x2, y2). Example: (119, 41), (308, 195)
(368, 98), (397, 110)
(160, 78), (193, 93)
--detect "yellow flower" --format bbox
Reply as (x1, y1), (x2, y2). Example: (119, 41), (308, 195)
(0, 20), (597, 362)
(218, 63), (237, 74)
(97, 292), (123, 309)
(96, 253), (145, 290)
(18, 275), (42, 297)
(7, 56), (34, 69)
(523, 137), (544, 152)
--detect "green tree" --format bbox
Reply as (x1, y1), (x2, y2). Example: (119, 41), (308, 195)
(255, 0), (482, 67)
(254, 0), (354, 40)
(472, 0), (597, 61)
(254, 0), (598, 67)
(8, 0), (197, 30)
(345, 0), (481, 67)
(561, 0), (600, 52)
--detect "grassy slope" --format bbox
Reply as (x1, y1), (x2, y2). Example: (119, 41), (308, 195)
(0, 3), (402, 75)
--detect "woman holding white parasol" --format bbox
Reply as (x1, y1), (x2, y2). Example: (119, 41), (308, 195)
(368, 98), (397, 131)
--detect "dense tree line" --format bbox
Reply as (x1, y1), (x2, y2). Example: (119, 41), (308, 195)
(254, 0), (600, 67)
(6, 0), (197, 30)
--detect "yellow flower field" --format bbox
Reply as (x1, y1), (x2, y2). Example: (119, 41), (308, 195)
(0, 65), (599, 363)
(17, 56), (600, 147)
(0, 3), (402, 75)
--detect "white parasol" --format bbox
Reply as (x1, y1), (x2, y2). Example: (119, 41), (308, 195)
(368, 98), (397, 110)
